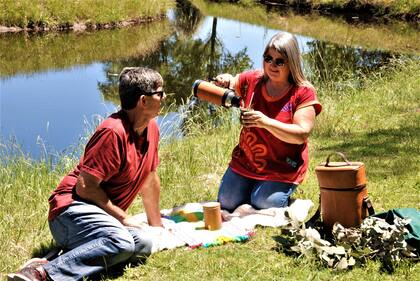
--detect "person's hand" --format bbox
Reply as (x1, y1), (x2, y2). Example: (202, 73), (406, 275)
(214, 73), (233, 88)
(121, 216), (144, 228)
(162, 219), (176, 232)
(240, 110), (271, 128)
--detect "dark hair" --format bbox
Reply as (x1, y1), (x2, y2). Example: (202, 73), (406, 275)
(118, 67), (163, 110)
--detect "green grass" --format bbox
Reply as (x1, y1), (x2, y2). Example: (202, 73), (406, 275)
(0, 59), (419, 279)
(0, 0), (175, 28)
(311, 0), (420, 16)
(221, 0), (420, 19)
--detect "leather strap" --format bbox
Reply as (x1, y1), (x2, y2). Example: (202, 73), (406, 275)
(325, 152), (351, 167)
(305, 194), (321, 228)
(363, 196), (375, 216)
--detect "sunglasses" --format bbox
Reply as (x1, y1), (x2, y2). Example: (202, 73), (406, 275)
(143, 90), (165, 99)
(263, 55), (286, 67)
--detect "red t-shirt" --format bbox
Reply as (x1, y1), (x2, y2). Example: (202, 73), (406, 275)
(48, 111), (160, 220)
(230, 70), (322, 184)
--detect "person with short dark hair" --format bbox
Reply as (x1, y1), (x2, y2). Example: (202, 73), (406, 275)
(215, 32), (322, 212)
(9, 67), (167, 281)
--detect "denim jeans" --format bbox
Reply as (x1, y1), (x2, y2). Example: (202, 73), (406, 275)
(218, 167), (297, 212)
(43, 200), (153, 281)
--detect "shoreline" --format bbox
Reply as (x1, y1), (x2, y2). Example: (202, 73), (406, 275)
(260, 1), (420, 23)
(0, 14), (166, 34)
(1, 2), (418, 34)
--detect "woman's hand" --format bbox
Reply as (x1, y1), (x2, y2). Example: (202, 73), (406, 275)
(240, 109), (271, 128)
(242, 106), (316, 144)
(214, 73), (234, 88)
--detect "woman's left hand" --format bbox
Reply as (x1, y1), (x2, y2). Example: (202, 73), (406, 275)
(241, 110), (271, 128)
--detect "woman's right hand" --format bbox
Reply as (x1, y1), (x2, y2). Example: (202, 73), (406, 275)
(214, 73), (234, 88)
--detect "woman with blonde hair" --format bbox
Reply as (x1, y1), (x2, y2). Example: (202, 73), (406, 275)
(215, 31), (322, 212)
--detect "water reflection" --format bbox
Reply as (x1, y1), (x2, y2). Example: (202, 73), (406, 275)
(98, 21), (252, 105)
(0, 0), (417, 159)
(305, 41), (401, 88)
(1, 64), (116, 159)
(98, 18), (404, 106)
(170, 0), (204, 36)
(0, 20), (172, 77)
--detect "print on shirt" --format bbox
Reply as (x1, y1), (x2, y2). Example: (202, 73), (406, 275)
(240, 130), (268, 172)
(281, 101), (292, 113)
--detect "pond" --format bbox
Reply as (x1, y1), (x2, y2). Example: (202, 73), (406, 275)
(0, 0), (418, 159)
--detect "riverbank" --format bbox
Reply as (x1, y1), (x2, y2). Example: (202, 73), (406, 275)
(259, 0), (419, 22)
(0, 0), (418, 34)
(0, 0), (175, 32)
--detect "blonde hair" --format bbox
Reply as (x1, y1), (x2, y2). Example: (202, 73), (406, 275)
(263, 32), (313, 89)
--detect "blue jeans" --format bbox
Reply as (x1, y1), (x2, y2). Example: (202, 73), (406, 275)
(43, 200), (153, 281)
(218, 167), (297, 212)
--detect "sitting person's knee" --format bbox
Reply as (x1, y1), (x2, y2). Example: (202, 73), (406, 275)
(108, 231), (136, 262)
(251, 192), (289, 209)
(218, 196), (239, 213)
(136, 235), (153, 256)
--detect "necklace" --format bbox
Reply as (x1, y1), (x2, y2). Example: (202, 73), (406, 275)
(266, 81), (292, 98)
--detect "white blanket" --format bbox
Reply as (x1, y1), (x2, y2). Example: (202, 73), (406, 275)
(133, 199), (313, 253)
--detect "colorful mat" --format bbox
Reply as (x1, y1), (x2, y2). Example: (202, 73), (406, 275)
(133, 199), (313, 252)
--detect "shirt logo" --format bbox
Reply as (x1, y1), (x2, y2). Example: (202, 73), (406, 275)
(281, 102), (292, 113)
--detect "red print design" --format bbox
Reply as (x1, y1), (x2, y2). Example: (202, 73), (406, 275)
(240, 130), (268, 172)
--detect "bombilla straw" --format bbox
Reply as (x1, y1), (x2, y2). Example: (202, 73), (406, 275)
(246, 91), (255, 109)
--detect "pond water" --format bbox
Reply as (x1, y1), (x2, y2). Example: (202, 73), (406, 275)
(0, 0), (418, 159)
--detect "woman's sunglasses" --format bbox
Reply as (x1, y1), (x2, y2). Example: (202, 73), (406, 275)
(263, 55), (286, 67)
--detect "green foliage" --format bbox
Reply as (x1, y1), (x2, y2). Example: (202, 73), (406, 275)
(0, 153), (71, 273)
(0, 0), (175, 28)
(279, 214), (416, 272)
(311, 0), (420, 16)
(334, 217), (416, 271)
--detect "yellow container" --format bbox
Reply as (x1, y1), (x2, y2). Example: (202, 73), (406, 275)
(203, 202), (222, 231)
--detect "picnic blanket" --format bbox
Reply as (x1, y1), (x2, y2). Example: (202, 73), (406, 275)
(133, 199), (314, 253)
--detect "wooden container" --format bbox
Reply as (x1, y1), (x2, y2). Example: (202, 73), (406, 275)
(315, 152), (370, 230)
(203, 202), (222, 231)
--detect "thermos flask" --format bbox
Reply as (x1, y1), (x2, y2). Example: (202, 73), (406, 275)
(192, 80), (241, 108)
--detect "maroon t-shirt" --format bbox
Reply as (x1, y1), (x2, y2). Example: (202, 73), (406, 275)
(48, 111), (160, 220)
(230, 70), (322, 184)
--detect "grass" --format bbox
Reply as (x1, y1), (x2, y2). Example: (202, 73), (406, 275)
(310, 0), (420, 16)
(223, 0), (420, 19)
(0, 0), (175, 29)
(0, 59), (419, 279)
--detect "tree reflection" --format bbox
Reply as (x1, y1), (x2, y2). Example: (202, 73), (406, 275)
(172, 0), (204, 36)
(97, 2), (253, 139)
(98, 5), (252, 107)
(304, 40), (401, 90)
